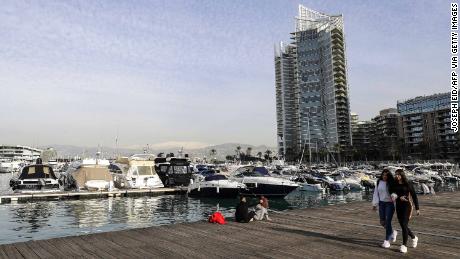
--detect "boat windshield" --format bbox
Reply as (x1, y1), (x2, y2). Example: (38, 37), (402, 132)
(254, 167), (269, 176)
(172, 166), (189, 174)
(137, 166), (153, 175)
(235, 167), (269, 177)
(19, 165), (57, 179)
(108, 164), (123, 174)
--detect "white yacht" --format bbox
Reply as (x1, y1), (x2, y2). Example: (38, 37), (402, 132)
(0, 160), (24, 174)
(230, 166), (299, 197)
(187, 174), (246, 198)
(109, 154), (164, 189)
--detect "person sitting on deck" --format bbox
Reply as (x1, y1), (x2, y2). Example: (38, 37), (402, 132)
(253, 196), (271, 221)
(235, 196), (255, 223)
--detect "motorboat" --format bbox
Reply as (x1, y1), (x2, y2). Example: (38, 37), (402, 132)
(316, 175), (350, 192)
(9, 158), (60, 192)
(154, 157), (193, 187)
(109, 154), (164, 189)
(59, 157), (114, 191)
(187, 174), (247, 198)
(230, 166), (299, 197)
(294, 175), (325, 192)
(1, 160), (24, 174)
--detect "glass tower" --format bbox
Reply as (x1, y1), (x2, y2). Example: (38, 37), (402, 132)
(275, 5), (352, 160)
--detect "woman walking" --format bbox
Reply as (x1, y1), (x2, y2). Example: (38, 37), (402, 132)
(372, 169), (397, 248)
(391, 169), (420, 254)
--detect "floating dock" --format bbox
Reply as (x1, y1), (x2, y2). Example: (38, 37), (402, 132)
(0, 187), (187, 204)
(0, 191), (459, 258)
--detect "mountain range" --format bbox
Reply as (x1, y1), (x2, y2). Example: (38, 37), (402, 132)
(42, 143), (277, 160)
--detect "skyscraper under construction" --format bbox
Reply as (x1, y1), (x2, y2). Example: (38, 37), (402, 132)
(275, 5), (352, 161)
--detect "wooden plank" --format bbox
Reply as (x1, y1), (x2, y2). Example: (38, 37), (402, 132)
(0, 245), (23, 259)
(10, 243), (38, 259)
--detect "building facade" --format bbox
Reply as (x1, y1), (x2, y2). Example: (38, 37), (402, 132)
(351, 119), (374, 161)
(398, 93), (460, 160)
(372, 108), (401, 160)
(275, 5), (352, 161)
(0, 145), (42, 161)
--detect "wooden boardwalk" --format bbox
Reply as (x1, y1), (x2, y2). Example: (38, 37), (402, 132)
(0, 192), (459, 258)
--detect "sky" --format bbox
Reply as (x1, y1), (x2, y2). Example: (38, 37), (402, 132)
(0, 0), (450, 148)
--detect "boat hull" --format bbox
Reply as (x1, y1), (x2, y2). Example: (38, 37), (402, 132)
(239, 183), (298, 198)
(299, 183), (325, 192)
(188, 187), (242, 198)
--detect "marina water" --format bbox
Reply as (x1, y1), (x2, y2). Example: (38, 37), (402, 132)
(0, 174), (457, 245)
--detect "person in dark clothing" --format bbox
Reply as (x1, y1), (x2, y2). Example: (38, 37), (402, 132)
(390, 169), (420, 254)
(235, 196), (255, 223)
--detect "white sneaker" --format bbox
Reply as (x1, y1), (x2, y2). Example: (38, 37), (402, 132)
(391, 230), (397, 242)
(381, 240), (390, 248)
(411, 236), (418, 248)
(400, 245), (407, 253)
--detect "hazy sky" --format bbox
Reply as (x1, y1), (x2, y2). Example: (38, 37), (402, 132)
(0, 0), (449, 148)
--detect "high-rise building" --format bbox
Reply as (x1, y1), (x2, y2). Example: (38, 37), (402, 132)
(275, 5), (352, 161)
(372, 108), (401, 160)
(351, 120), (374, 160)
(398, 93), (460, 160)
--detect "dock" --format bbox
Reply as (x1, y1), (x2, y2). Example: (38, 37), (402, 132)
(0, 191), (459, 258)
(0, 188), (186, 204)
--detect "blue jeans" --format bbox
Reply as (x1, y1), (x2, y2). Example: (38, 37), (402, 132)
(379, 201), (395, 241)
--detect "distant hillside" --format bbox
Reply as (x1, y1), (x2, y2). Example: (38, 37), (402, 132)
(41, 143), (276, 160)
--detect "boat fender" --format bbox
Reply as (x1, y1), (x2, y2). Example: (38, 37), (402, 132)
(255, 182), (258, 188)
(198, 185), (201, 192)
(216, 186), (220, 194)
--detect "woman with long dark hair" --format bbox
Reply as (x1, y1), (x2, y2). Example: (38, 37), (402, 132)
(390, 169), (420, 254)
(372, 169), (397, 248)
(235, 196), (255, 223)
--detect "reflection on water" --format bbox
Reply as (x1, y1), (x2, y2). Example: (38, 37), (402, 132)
(0, 191), (370, 244)
(0, 174), (12, 195)
(0, 171), (458, 245)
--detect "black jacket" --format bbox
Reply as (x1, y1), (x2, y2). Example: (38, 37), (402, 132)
(235, 202), (251, 223)
(390, 182), (419, 210)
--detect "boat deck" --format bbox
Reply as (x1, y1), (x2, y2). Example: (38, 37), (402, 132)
(0, 191), (459, 258)
(0, 187), (186, 203)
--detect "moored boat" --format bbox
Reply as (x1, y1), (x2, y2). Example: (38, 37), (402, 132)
(109, 154), (164, 189)
(9, 158), (60, 192)
(154, 157), (193, 187)
(188, 174), (246, 198)
(231, 166), (299, 197)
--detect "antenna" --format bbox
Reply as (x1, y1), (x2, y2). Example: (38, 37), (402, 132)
(115, 128), (119, 158)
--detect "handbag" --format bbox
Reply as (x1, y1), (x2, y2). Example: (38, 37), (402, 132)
(407, 192), (414, 219)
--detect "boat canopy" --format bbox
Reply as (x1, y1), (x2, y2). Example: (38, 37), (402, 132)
(19, 165), (57, 180)
(72, 167), (112, 187)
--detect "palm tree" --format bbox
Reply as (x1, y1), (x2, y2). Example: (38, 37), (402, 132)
(256, 152), (262, 159)
(210, 149), (217, 158)
(246, 147), (252, 157)
(235, 146), (242, 161)
(236, 146), (241, 156)
(264, 149), (272, 162)
(333, 143), (342, 165)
